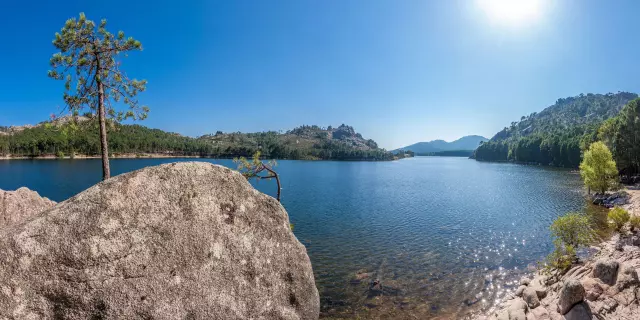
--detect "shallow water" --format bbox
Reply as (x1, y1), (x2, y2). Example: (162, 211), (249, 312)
(0, 157), (586, 318)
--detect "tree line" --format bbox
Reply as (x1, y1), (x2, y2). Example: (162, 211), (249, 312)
(0, 121), (395, 161)
(474, 93), (640, 175)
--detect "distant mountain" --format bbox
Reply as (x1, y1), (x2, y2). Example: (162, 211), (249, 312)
(394, 135), (488, 153)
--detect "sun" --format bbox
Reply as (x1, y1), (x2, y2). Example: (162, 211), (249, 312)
(477, 0), (544, 27)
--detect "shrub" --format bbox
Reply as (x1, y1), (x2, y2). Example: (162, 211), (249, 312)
(630, 216), (640, 231)
(545, 212), (594, 273)
(608, 207), (630, 231)
(55, 151), (65, 158)
(545, 240), (577, 273)
(550, 212), (595, 248)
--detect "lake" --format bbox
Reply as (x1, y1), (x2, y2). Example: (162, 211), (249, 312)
(0, 157), (587, 318)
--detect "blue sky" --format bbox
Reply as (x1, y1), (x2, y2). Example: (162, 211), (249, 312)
(1, 0), (639, 150)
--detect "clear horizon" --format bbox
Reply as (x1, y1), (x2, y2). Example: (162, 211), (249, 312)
(2, 0), (640, 150)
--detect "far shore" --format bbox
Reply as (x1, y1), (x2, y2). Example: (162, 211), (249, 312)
(0, 153), (406, 162)
(0, 153), (207, 160)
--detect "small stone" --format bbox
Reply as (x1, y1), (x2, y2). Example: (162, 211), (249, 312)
(612, 288), (635, 306)
(581, 278), (604, 301)
(529, 279), (547, 299)
(505, 299), (528, 320)
(523, 287), (540, 309)
(496, 310), (510, 320)
(521, 278), (531, 286)
(557, 279), (585, 315)
(592, 259), (619, 285)
(516, 285), (527, 297)
(507, 298), (528, 312)
(530, 306), (550, 320)
(632, 235), (640, 246)
(615, 263), (639, 290)
(510, 309), (527, 320)
(602, 297), (618, 312)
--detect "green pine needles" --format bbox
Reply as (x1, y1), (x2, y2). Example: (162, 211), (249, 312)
(48, 12), (148, 179)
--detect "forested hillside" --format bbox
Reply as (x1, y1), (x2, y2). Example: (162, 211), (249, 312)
(0, 119), (394, 161)
(473, 92), (638, 168)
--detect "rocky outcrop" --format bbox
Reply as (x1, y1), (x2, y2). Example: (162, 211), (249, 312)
(486, 233), (640, 320)
(484, 188), (640, 320)
(591, 191), (629, 208)
(0, 162), (319, 319)
(0, 187), (55, 228)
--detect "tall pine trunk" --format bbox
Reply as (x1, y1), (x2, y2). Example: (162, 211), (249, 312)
(97, 80), (111, 180)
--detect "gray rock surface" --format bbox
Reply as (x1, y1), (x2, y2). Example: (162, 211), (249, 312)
(0, 187), (55, 228)
(529, 306), (549, 320)
(529, 278), (547, 299)
(581, 278), (604, 301)
(515, 285), (526, 297)
(557, 279), (585, 315)
(592, 259), (619, 285)
(0, 162), (319, 319)
(523, 287), (540, 309)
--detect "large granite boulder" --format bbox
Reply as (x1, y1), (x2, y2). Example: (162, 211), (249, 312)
(0, 162), (319, 319)
(557, 279), (585, 315)
(0, 187), (55, 228)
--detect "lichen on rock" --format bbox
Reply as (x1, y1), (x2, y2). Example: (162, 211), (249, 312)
(0, 162), (319, 319)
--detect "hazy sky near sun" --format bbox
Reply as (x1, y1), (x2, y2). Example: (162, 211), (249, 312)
(1, 0), (640, 149)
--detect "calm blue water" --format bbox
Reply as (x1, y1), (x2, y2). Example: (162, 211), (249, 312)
(0, 157), (586, 318)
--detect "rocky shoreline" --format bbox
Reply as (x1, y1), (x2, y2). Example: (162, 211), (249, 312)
(480, 188), (640, 320)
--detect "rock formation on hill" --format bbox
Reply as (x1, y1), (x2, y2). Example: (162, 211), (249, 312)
(0, 162), (319, 319)
(0, 187), (55, 228)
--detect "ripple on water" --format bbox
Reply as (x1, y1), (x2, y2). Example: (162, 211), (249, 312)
(0, 157), (587, 319)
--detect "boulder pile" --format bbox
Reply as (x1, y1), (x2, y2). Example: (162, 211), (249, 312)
(487, 231), (640, 320)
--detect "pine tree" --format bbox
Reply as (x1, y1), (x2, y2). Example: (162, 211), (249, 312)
(48, 13), (148, 180)
(612, 98), (640, 175)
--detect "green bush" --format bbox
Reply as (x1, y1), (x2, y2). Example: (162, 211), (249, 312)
(550, 212), (595, 247)
(545, 212), (594, 273)
(55, 151), (65, 158)
(630, 216), (640, 231)
(545, 240), (576, 273)
(608, 207), (630, 231)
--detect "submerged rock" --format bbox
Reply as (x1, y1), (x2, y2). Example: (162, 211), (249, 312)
(0, 187), (55, 228)
(0, 162), (319, 319)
